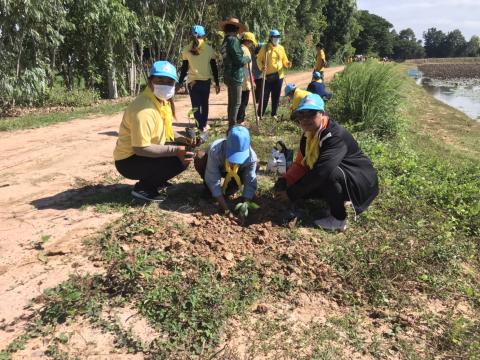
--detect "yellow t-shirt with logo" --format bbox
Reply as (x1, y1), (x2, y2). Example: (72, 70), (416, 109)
(182, 41), (215, 83)
(290, 89), (311, 111)
(113, 87), (173, 161)
(256, 43), (290, 79)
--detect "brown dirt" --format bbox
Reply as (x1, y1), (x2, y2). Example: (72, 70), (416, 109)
(418, 63), (480, 79)
(0, 68), (343, 352)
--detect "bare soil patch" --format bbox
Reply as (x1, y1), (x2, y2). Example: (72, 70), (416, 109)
(418, 63), (480, 79)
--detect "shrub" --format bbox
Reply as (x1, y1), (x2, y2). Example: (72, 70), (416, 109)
(328, 60), (406, 138)
(45, 84), (100, 107)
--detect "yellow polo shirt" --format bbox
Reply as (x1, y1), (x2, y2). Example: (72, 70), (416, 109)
(290, 89), (311, 111)
(256, 43), (290, 79)
(113, 87), (173, 161)
(182, 41), (215, 83)
(315, 49), (326, 72)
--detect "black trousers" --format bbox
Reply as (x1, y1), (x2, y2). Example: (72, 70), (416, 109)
(188, 79), (211, 130)
(115, 155), (186, 193)
(236, 90), (250, 122)
(258, 77), (283, 117)
(302, 167), (349, 220)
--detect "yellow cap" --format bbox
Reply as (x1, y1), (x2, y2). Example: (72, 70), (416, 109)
(242, 32), (258, 46)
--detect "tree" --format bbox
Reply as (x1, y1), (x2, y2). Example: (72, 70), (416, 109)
(322, 0), (358, 60)
(392, 28), (425, 60)
(423, 28), (446, 57)
(352, 10), (394, 57)
(443, 29), (467, 57)
(465, 36), (480, 57)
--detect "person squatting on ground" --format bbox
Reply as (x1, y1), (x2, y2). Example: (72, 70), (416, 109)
(236, 32), (258, 124)
(285, 83), (311, 113)
(194, 126), (257, 217)
(314, 42), (327, 77)
(273, 93), (379, 231)
(256, 29), (292, 119)
(113, 61), (194, 202)
(220, 17), (251, 128)
(307, 71), (332, 100)
(178, 25), (220, 132)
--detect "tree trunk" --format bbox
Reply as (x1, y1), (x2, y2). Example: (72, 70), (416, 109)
(106, 39), (118, 99)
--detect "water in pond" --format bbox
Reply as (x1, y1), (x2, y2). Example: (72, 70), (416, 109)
(417, 77), (480, 121)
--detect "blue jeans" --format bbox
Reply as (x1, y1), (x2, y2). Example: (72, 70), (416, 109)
(188, 79), (211, 130)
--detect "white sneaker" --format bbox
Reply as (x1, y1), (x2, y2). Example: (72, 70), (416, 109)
(314, 215), (347, 231)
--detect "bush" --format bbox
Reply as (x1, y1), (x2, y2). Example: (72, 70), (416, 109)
(45, 84), (100, 107)
(328, 60), (406, 138)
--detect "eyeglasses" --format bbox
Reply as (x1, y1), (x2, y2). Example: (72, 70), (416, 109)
(293, 110), (318, 123)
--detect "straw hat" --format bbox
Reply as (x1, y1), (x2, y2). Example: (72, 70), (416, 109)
(219, 17), (247, 33)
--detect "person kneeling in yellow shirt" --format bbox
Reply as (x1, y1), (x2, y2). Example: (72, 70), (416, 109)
(113, 61), (194, 202)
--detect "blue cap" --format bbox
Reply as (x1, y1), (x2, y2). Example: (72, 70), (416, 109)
(269, 29), (281, 37)
(312, 71), (323, 80)
(285, 83), (296, 96)
(192, 25), (206, 37)
(149, 61), (178, 82)
(295, 93), (325, 112)
(226, 126), (251, 164)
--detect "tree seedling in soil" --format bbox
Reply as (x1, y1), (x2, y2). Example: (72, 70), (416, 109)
(234, 201), (260, 224)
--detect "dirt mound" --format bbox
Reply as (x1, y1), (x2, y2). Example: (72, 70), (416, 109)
(418, 63), (480, 79)
(113, 206), (339, 293)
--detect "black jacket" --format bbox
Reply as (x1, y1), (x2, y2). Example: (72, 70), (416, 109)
(287, 119), (379, 214)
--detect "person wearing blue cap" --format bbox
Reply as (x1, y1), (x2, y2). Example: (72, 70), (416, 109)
(284, 83), (310, 111)
(194, 125), (257, 214)
(114, 60), (194, 202)
(256, 29), (292, 119)
(178, 25), (220, 132)
(306, 71), (332, 100)
(273, 93), (379, 231)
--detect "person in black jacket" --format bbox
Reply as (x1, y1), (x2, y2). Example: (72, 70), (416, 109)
(306, 71), (332, 101)
(273, 93), (379, 231)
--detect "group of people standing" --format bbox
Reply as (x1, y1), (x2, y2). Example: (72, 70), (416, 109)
(112, 17), (379, 232)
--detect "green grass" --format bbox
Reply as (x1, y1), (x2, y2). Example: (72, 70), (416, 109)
(0, 101), (129, 131)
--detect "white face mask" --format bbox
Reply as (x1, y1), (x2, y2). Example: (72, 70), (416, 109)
(272, 38), (280, 46)
(153, 84), (175, 100)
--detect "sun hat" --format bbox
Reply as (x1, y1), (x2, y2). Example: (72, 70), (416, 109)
(192, 25), (206, 37)
(242, 32), (258, 46)
(269, 29), (281, 37)
(295, 93), (325, 112)
(284, 83), (296, 96)
(149, 61), (178, 82)
(226, 126), (251, 164)
(219, 17), (247, 33)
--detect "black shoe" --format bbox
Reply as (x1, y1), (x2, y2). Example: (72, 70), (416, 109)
(131, 189), (165, 203)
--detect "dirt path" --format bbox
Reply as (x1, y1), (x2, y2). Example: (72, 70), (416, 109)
(0, 67), (343, 347)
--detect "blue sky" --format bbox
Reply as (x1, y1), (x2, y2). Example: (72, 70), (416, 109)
(356, 0), (480, 42)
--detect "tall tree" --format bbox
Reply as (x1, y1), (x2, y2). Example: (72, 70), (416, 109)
(353, 10), (394, 57)
(443, 29), (467, 57)
(465, 35), (480, 57)
(322, 0), (357, 59)
(392, 28), (425, 60)
(423, 28), (446, 57)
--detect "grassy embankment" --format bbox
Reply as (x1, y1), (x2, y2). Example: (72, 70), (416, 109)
(1, 61), (479, 359)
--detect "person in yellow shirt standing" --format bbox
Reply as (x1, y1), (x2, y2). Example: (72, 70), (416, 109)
(178, 25), (220, 133)
(314, 42), (327, 77)
(236, 32), (258, 124)
(113, 61), (194, 202)
(256, 29), (292, 119)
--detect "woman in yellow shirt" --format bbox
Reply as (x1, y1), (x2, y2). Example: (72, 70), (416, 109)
(177, 25), (220, 132)
(256, 29), (291, 119)
(113, 61), (194, 202)
(314, 42), (327, 76)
